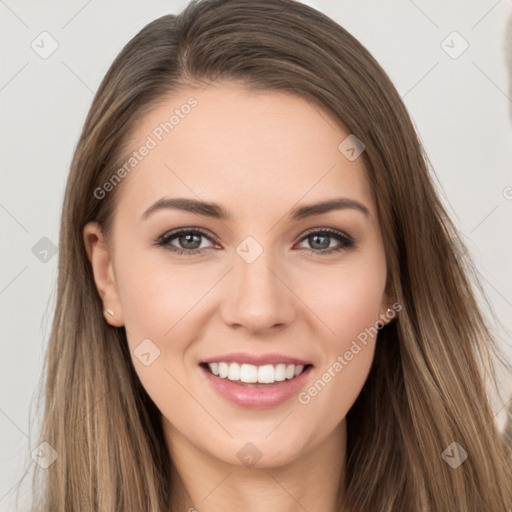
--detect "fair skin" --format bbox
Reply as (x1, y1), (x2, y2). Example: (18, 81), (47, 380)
(84, 82), (392, 512)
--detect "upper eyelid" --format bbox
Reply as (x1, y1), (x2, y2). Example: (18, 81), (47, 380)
(299, 227), (352, 238)
(158, 227), (219, 244)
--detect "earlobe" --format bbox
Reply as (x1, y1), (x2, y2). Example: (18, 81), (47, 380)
(83, 221), (124, 327)
(378, 274), (398, 327)
(377, 287), (398, 329)
(377, 296), (399, 329)
(377, 307), (392, 330)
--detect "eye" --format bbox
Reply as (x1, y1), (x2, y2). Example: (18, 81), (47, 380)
(154, 227), (218, 256)
(295, 228), (354, 255)
(154, 227), (355, 257)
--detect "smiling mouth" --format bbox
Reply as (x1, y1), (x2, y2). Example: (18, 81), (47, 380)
(200, 362), (314, 386)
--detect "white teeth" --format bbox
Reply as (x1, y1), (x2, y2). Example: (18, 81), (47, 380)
(206, 362), (308, 384)
(218, 362), (229, 378)
(228, 362), (240, 381)
(274, 364), (286, 382)
(240, 364), (258, 383)
(258, 364), (275, 384)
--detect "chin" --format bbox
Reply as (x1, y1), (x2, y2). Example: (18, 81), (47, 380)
(206, 434), (310, 470)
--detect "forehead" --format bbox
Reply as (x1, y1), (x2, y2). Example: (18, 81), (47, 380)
(116, 82), (374, 220)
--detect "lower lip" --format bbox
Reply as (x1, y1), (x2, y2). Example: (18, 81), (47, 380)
(200, 364), (313, 409)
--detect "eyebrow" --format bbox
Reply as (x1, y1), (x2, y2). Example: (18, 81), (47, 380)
(141, 196), (370, 221)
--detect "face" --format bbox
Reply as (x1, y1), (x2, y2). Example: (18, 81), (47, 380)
(85, 82), (390, 470)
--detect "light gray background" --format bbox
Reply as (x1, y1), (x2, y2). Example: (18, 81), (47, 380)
(1, 1), (512, 509)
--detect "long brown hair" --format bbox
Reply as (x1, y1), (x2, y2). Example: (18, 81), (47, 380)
(21, 0), (512, 510)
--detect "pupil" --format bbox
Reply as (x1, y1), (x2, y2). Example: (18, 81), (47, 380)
(181, 233), (201, 249)
(311, 234), (329, 250)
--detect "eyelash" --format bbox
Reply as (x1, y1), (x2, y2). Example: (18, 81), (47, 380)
(153, 227), (355, 257)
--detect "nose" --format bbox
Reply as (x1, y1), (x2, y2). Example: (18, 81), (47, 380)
(220, 250), (296, 334)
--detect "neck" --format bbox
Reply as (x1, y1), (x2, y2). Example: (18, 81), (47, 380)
(166, 419), (348, 512)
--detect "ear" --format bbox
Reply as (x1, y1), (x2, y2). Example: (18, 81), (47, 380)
(83, 221), (124, 327)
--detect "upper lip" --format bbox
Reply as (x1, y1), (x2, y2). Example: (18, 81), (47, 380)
(199, 352), (313, 367)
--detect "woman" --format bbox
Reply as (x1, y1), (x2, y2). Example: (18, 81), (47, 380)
(28, 0), (512, 510)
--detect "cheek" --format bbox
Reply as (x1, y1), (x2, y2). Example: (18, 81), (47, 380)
(293, 252), (385, 421)
(295, 266), (384, 423)
(114, 244), (207, 342)
(297, 341), (375, 441)
(113, 248), (197, 409)
(302, 254), (387, 345)
(113, 246), (218, 402)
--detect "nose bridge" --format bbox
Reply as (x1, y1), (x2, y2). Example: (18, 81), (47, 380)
(220, 238), (295, 331)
